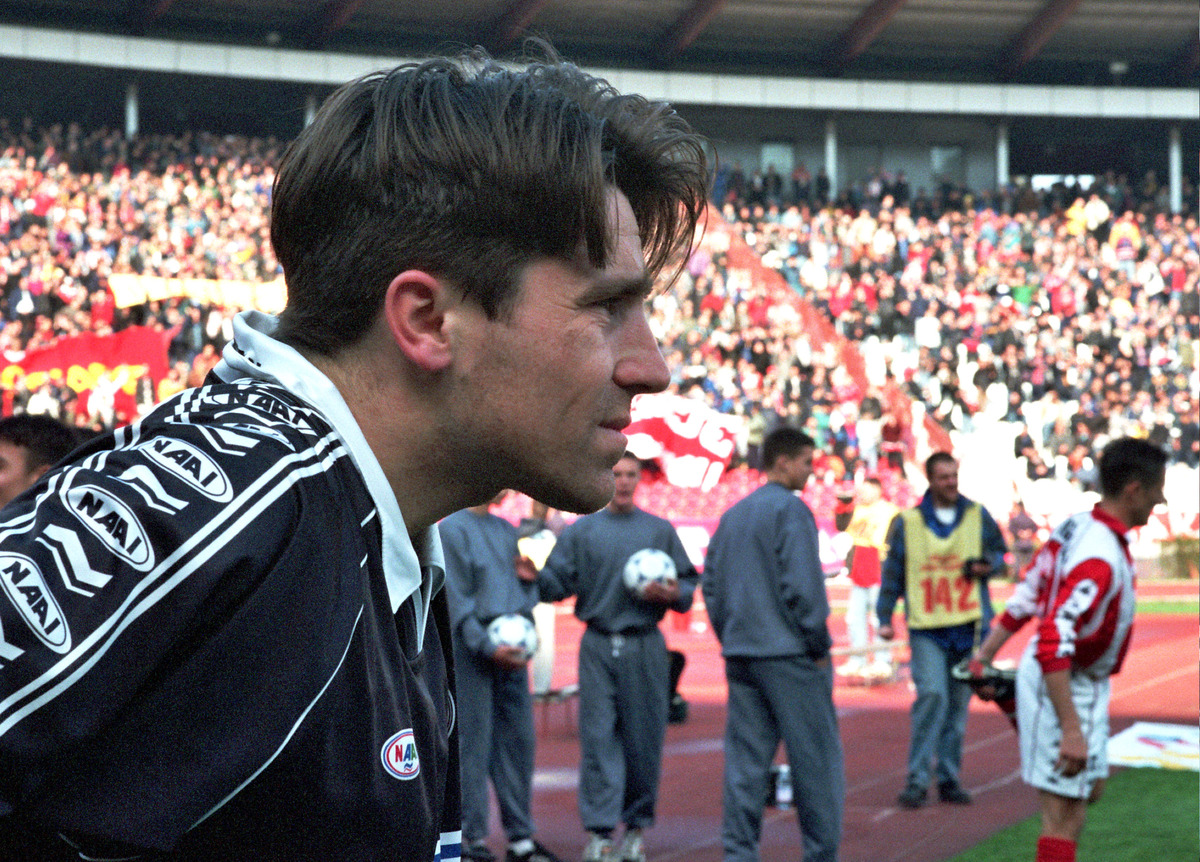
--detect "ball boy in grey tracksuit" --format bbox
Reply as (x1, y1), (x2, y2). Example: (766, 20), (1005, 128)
(442, 497), (561, 862)
(704, 427), (844, 862)
(537, 454), (697, 862)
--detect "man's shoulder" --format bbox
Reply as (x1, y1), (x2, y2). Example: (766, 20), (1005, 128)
(562, 508), (599, 528)
(1057, 509), (1125, 555)
(631, 506), (675, 530)
(715, 487), (755, 525)
(969, 500), (1006, 531)
(554, 509), (600, 544)
(145, 379), (337, 455)
(486, 511), (519, 538)
(969, 498), (997, 517)
(43, 381), (365, 562)
(438, 509), (473, 535)
(720, 482), (795, 520)
(120, 382), (353, 499)
(897, 504), (924, 528)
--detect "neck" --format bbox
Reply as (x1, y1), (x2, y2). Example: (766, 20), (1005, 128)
(766, 465), (796, 490)
(1097, 496), (1132, 530)
(307, 340), (484, 540)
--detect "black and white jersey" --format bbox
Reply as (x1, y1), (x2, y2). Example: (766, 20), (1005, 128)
(0, 312), (461, 861)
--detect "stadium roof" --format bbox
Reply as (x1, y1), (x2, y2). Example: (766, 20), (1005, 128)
(2, 0), (1197, 88)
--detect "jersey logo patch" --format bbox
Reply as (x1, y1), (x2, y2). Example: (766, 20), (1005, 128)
(137, 438), (233, 501)
(381, 728), (420, 780)
(0, 553), (71, 653)
(64, 484), (154, 570)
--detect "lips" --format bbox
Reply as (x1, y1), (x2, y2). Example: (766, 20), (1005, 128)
(598, 424), (629, 452)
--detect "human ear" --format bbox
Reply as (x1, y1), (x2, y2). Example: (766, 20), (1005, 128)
(381, 270), (455, 372)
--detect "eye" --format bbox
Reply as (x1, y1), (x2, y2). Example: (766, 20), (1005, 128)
(596, 292), (640, 320)
(600, 295), (628, 314)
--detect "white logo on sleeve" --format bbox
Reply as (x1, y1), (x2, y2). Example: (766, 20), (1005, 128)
(381, 728), (420, 780)
(137, 438), (233, 501)
(0, 554), (71, 653)
(64, 485), (154, 570)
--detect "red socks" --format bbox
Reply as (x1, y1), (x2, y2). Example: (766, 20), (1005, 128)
(1036, 836), (1076, 862)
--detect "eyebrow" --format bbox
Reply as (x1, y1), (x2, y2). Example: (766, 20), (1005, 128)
(579, 272), (655, 304)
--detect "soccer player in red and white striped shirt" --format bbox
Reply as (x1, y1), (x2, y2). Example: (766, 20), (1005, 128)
(971, 436), (1168, 862)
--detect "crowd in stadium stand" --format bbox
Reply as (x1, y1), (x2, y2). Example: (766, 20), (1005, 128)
(659, 166), (1199, 490)
(2, 119), (1198, 503)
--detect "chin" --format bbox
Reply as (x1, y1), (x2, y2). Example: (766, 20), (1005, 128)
(597, 430), (629, 464)
(562, 484), (615, 515)
(547, 495), (610, 516)
(525, 473), (614, 516)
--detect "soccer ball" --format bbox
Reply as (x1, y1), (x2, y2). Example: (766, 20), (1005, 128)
(622, 548), (678, 596)
(486, 613), (539, 661)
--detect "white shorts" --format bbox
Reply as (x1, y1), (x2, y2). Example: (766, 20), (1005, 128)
(1016, 648), (1111, 799)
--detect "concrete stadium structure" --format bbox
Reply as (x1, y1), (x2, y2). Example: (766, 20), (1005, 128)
(1, 1), (1197, 207)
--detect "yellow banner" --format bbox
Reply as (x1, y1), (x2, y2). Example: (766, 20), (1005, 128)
(107, 273), (287, 312)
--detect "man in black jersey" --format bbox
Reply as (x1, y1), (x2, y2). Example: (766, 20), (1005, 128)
(0, 43), (707, 861)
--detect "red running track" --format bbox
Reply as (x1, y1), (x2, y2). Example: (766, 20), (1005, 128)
(475, 581), (1198, 862)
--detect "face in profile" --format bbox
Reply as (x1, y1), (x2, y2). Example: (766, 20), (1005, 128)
(443, 187), (670, 514)
(1127, 470), (1167, 528)
(790, 446), (815, 491)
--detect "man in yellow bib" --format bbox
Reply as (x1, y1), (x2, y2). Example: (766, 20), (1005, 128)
(877, 452), (1008, 809)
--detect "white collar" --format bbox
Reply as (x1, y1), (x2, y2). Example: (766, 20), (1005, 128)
(933, 505), (957, 524)
(213, 310), (443, 638)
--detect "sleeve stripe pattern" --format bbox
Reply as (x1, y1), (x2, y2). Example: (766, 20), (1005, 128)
(1033, 514), (1133, 676)
(1051, 579), (1099, 661)
(0, 430), (349, 738)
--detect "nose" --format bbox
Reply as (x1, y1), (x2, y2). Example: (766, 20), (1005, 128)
(614, 308), (670, 395)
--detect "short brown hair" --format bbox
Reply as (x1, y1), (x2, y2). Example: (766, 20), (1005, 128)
(1098, 436), (1168, 497)
(271, 43), (709, 356)
(0, 414), (80, 471)
(924, 451), (956, 479)
(762, 427), (815, 470)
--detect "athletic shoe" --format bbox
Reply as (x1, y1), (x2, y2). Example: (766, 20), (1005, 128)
(582, 832), (614, 862)
(617, 828), (644, 862)
(897, 782), (927, 808)
(505, 837), (563, 862)
(462, 841), (497, 862)
(938, 780), (972, 804)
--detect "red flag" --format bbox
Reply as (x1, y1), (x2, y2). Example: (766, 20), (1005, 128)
(625, 394), (743, 491)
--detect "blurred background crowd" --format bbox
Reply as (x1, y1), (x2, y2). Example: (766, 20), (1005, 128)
(2, 117), (1197, 550)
